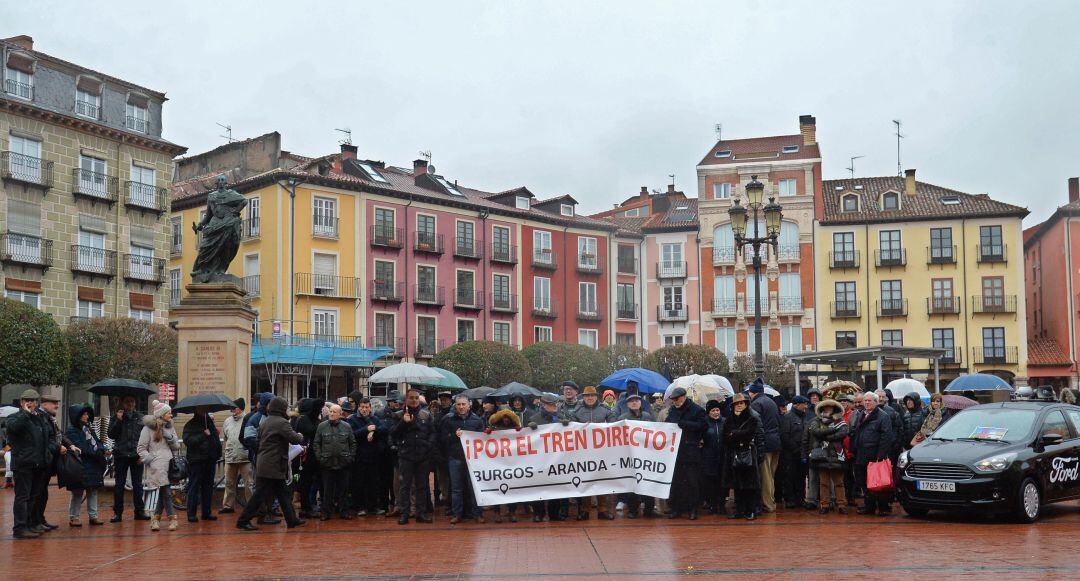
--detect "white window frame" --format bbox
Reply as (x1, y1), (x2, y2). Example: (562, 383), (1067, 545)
(5, 289), (40, 309)
(715, 326), (737, 359)
(779, 178), (797, 197)
(5, 67), (33, 100)
(533, 276), (551, 310)
(312, 308), (338, 338)
(663, 286), (684, 311)
(8, 135), (42, 182)
(663, 335), (685, 347)
(77, 299), (104, 319)
(169, 268), (182, 306)
(374, 312), (396, 348)
(75, 88), (100, 118)
(312, 251), (338, 295)
(515, 196), (530, 209)
(579, 281), (598, 316)
(560, 203), (574, 216)
(713, 182), (732, 199)
(578, 329), (598, 349)
(313, 196), (338, 238)
(126, 101), (148, 132)
(129, 243), (155, 281)
(129, 308), (153, 322)
(170, 217), (183, 255)
(622, 207), (640, 217)
(534, 326), (553, 343)
(841, 193), (859, 212)
(577, 236), (598, 268)
(456, 318), (476, 343)
(661, 242), (683, 269)
(780, 324), (801, 355)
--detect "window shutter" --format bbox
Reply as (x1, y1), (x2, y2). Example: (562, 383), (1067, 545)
(79, 214), (107, 234)
(313, 254), (336, 276)
(7, 200), (40, 235)
(130, 225), (155, 248)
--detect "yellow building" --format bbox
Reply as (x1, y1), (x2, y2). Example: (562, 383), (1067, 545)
(814, 170), (1030, 387)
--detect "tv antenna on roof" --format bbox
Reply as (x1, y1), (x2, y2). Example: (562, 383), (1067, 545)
(216, 122), (234, 143)
(846, 155), (864, 180)
(335, 127), (352, 146)
(892, 119), (905, 177)
(714, 123), (722, 141)
(418, 150), (432, 163)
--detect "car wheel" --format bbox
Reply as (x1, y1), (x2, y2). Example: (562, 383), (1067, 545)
(902, 503), (928, 518)
(1015, 477), (1041, 523)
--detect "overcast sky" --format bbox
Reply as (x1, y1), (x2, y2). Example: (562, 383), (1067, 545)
(9, 1), (1080, 223)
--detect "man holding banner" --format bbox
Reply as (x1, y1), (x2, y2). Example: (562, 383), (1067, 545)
(664, 387), (707, 520)
(526, 394), (569, 522)
(570, 386), (617, 520)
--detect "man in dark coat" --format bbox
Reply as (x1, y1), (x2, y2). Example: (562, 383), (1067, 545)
(618, 394), (657, 518)
(347, 398), (385, 515)
(614, 381), (653, 417)
(779, 395), (810, 509)
(7, 389), (48, 538)
(294, 398), (325, 518)
(571, 386), (616, 520)
(748, 380), (781, 513)
(804, 388), (825, 510)
(236, 396), (305, 530)
(379, 392), (402, 514)
(107, 395), (149, 522)
(701, 399), (726, 515)
(182, 407), (223, 522)
(313, 403), (356, 520)
(527, 394), (570, 522)
(901, 393), (926, 449)
(392, 388), (437, 524)
(35, 392), (75, 531)
(665, 387), (707, 520)
(877, 390), (904, 461)
(851, 392), (896, 515)
(440, 394), (486, 524)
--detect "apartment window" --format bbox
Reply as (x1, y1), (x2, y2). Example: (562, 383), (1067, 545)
(456, 221), (475, 253)
(835, 281), (856, 313)
(416, 214), (436, 248)
(492, 226), (511, 260)
(457, 319), (475, 343)
(129, 308), (153, 322)
(6, 199), (42, 263)
(880, 280), (903, 311)
(7, 135), (42, 182)
(661, 243), (682, 272)
(715, 327), (737, 359)
(77, 155), (108, 198)
(980, 225), (1004, 258)
(881, 330), (903, 347)
(879, 230), (902, 262)
(129, 243), (155, 280)
(780, 324), (802, 355)
(932, 328), (955, 360)
(714, 275), (736, 315)
(534, 326), (553, 343)
(493, 273), (511, 308)
(560, 204), (574, 216)
(779, 178), (796, 197)
(246, 197), (261, 237)
(515, 196), (530, 210)
(374, 261), (395, 295)
(617, 283), (635, 318)
(313, 309), (337, 339)
(930, 228), (953, 262)
(779, 272), (801, 311)
(493, 322), (512, 345)
(5, 289), (39, 309)
(881, 192), (899, 210)
(417, 316), (437, 354)
(578, 329), (598, 349)
(76, 299), (103, 319)
(456, 270), (475, 305)
(663, 286), (684, 311)
(616, 333), (636, 346)
(841, 194), (859, 212)
(126, 102), (148, 132)
(75, 89), (100, 118)
(745, 275), (767, 313)
(76, 228), (107, 273)
(983, 327), (1006, 360)
(374, 313), (395, 348)
(313, 252), (337, 294)
(169, 268), (181, 306)
(579, 282), (597, 315)
(577, 236), (597, 268)
(982, 276), (1005, 308)
(170, 217), (183, 255)
(313, 197), (337, 237)
(417, 265), (436, 302)
(374, 208), (395, 240)
(617, 245), (636, 273)
(244, 254), (260, 296)
(713, 223), (735, 263)
(533, 277), (551, 310)
(713, 182), (732, 199)
(833, 232), (855, 263)
(836, 331), (857, 349)
(5, 67), (33, 99)
(664, 335), (685, 347)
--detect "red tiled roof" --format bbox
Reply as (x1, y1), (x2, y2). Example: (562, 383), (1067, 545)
(699, 134), (820, 166)
(821, 176), (1028, 224)
(642, 199), (698, 231)
(1028, 336), (1073, 367)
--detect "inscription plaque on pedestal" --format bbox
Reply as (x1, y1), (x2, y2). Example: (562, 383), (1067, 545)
(186, 341), (228, 394)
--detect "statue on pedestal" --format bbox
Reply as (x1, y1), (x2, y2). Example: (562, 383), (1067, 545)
(191, 175), (248, 285)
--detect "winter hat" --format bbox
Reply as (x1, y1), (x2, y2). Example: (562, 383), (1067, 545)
(705, 399), (724, 411)
(483, 395), (499, 405)
(792, 395), (809, 405)
(151, 399), (171, 418)
(234, 398), (246, 410)
(540, 393), (558, 405)
(669, 387), (688, 399)
(747, 379), (765, 394)
(602, 390), (616, 401)
(561, 380), (580, 392)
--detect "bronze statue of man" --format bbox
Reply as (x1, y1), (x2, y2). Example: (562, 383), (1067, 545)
(191, 174), (248, 284)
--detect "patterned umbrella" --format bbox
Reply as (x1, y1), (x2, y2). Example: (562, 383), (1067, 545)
(942, 394), (978, 411)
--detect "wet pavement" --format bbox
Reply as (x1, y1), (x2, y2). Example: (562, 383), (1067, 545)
(1, 487), (1078, 580)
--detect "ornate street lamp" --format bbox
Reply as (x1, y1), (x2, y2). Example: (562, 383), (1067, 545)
(728, 175), (784, 379)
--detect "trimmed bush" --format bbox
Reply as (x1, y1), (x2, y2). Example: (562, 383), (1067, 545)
(731, 353), (796, 393)
(523, 342), (607, 391)
(66, 317), (178, 385)
(600, 344), (649, 375)
(0, 298), (71, 387)
(430, 340), (530, 389)
(645, 344), (728, 380)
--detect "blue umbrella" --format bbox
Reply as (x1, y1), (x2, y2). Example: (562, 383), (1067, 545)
(944, 373), (1014, 392)
(599, 368), (670, 394)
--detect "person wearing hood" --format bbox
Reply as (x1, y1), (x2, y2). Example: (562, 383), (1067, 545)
(236, 396), (306, 530)
(7, 389), (49, 538)
(780, 395), (810, 509)
(507, 395), (530, 426)
(851, 392), (896, 516)
(392, 389), (437, 525)
(572, 386), (616, 520)
(617, 394), (656, 518)
(182, 406), (223, 523)
(557, 381), (581, 416)
(107, 394), (150, 523)
(487, 409), (524, 523)
(901, 393), (926, 449)
(480, 395), (500, 424)
(803, 388), (824, 509)
(441, 394), (485, 524)
(221, 399), (251, 514)
(314, 404), (356, 520)
(295, 397), (325, 518)
(665, 387), (707, 520)
(347, 397), (386, 516)
(806, 399), (850, 514)
(137, 400), (180, 531)
(65, 404), (107, 527)
(722, 393), (761, 520)
(242, 392), (275, 462)
(701, 399), (727, 515)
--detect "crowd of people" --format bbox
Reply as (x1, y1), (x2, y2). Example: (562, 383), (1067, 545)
(3, 378), (955, 538)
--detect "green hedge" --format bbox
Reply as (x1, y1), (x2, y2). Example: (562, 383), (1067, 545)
(65, 317), (178, 385)
(429, 340), (530, 389)
(0, 298), (71, 387)
(644, 344), (729, 379)
(523, 342), (607, 391)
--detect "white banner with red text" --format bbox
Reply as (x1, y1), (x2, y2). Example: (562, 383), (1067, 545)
(459, 420), (682, 506)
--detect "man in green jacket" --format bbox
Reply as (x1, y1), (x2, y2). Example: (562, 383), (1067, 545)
(313, 404), (356, 520)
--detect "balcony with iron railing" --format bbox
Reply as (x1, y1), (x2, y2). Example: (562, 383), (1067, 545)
(70, 245), (116, 278)
(876, 298), (908, 318)
(294, 272), (361, 299)
(875, 248), (907, 268)
(830, 300), (861, 319)
(927, 245), (957, 265)
(413, 284), (445, 307)
(241, 218), (260, 241)
(616, 302), (638, 320)
(658, 305), (689, 322)
(971, 295), (1017, 314)
(927, 296), (961, 315)
(776, 244), (800, 262)
(453, 238), (483, 260)
(777, 295), (803, 314)
(313, 216), (339, 239)
(712, 298), (738, 317)
(971, 346), (1018, 365)
(1, 151), (53, 189)
(368, 336), (406, 357)
(0, 233), (52, 269)
(123, 254), (166, 284)
(126, 115), (147, 133)
(72, 168), (118, 204)
(490, 243), (517, 265)
(370, 225), (403, 248)
(414, 232), (444, 255)
(576, 253), (604, 275)
(829, 250), (859, 269)
(532, 249), (556, 270)
(243, 275), (261, 297)
(713, 246), (736, 265)
(415, 339), (446, 359)
(75, 99), (99, 119)
(453, 288), (485, 310)
(934, 347), (963, 366)
(369, 280), (405, 302)
(124, 181), (168, 215)
(576, 304), (602, 321)
(976, 244), (1007, 264)
(5, 78), (32, 100)
(531, 298), (558, 319)
(490, 293), (519, 313)
(617, 257), (638, 275)
(657, 261), (687, 279)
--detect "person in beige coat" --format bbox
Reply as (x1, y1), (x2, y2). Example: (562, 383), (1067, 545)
(137, 400), (180, 531)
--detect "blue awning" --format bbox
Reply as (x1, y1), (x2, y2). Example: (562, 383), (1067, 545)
(252, 336), (393, 368)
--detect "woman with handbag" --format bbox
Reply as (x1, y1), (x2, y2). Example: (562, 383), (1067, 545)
(64, 404), (107, 527)
(137, 400), (180, 531)
(722, 393), (761, 520)
(806, 399), (850, 514)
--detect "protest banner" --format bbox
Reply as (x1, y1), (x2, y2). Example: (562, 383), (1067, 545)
(459, 420), (681, 506)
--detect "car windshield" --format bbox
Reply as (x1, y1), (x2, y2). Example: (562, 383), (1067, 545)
(931, 408), (1038, 443)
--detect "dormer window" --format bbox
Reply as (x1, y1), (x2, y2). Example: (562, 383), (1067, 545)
(4, 66), (33, 100)
(355, 160), (389, 184)
(75, 75), (103, 119)
(560, 203), (574, 216)
(622, 207), (640, 217)
(516, 196), (530, 210)
(881, 191), (900, 211)
(841, 193), (859, 212)
(714, 149), (732, 158)
(126, 97), (149, 133)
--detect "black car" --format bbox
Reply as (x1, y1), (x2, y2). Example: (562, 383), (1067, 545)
(897, 401), (1080, 522)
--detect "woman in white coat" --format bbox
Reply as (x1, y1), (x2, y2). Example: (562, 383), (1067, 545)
(137, 400), (180, 531)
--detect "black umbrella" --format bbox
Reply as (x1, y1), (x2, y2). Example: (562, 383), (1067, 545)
(492, 382), (542, 398)
(173, 392), (236, 413)
(460, 386), (496, 400)
(87, 378), (157, 398)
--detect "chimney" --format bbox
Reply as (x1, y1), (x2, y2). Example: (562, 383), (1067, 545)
(667, 183), (676, 194)
(904, 168), (917, 196)
(3, 35), (33, 51)
(413, 159), (428, 176)
(799, 114), (816, 146)
(1069, 177), (1079, 203)
(339, 143), (357, 161)
(639, 186), (649, 199)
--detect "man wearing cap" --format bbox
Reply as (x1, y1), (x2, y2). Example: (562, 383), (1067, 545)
(7, 389), (49, 538)
(615, 380), (652, 418)
(221, 398), (252, 514)
(748, 379), (782, 513)
(665, 387), (707, 519)
(618, 394), (656, 518)
(780, 395), (810, 509)
(557, 381), (581, 416)
(571, 386), (616, 520)
(527, 393), (569, 522)
(35, 391), (76, 532)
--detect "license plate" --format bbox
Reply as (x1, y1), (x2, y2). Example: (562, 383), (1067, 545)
(917, 480), (956, 492)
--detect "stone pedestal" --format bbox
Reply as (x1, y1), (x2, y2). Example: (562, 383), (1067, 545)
(173, 283), (257, 404)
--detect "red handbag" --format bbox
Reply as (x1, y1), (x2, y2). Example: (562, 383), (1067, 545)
(866, 458), (895, 493)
